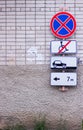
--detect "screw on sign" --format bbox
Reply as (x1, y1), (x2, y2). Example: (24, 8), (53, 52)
(50, 12), (76, 39)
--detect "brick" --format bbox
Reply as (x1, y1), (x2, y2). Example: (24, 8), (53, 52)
(0, 0), (81, 65)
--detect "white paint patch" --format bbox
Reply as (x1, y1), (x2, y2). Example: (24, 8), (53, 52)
(27, 47), (38, 56)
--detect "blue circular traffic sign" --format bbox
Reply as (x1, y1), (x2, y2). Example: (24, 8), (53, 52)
(50, 12), (76, 39)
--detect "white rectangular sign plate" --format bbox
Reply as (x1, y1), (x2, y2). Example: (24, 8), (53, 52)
(51, 72), (77, 86)
(51, 57), (77, 69)
(50, 40), (77, 54)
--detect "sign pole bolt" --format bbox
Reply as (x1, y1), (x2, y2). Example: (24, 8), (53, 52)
(59, 86), (69, 92)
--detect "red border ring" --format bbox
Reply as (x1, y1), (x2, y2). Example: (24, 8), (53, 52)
(50, 12), (76, 39)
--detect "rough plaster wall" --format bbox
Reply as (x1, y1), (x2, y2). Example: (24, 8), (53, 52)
(0, 65), (82, 129)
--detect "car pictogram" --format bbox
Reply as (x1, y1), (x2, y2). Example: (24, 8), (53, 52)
(53, 60), (66, 68)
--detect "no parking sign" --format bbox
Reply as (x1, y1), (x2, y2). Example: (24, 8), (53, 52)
(50, 12), (76, 39)
(50, 11), (77, 88)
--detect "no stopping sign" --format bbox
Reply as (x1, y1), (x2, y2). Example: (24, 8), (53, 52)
(50, 12), (76, 39)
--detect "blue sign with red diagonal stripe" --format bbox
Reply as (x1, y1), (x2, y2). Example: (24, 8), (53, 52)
(50, 12), (76, 39)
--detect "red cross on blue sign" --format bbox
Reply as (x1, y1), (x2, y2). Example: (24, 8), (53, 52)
(50, 12), (76, 39)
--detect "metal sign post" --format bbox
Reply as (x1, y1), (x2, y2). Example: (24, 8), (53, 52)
(50, 11), (77, 91)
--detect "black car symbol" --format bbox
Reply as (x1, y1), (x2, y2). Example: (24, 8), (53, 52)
(53, 60), (66, 68)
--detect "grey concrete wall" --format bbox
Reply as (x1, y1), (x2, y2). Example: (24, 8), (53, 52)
(0, 65), (82, 129)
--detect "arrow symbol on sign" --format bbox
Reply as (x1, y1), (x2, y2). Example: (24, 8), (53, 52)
(54, 77), (60, 81)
